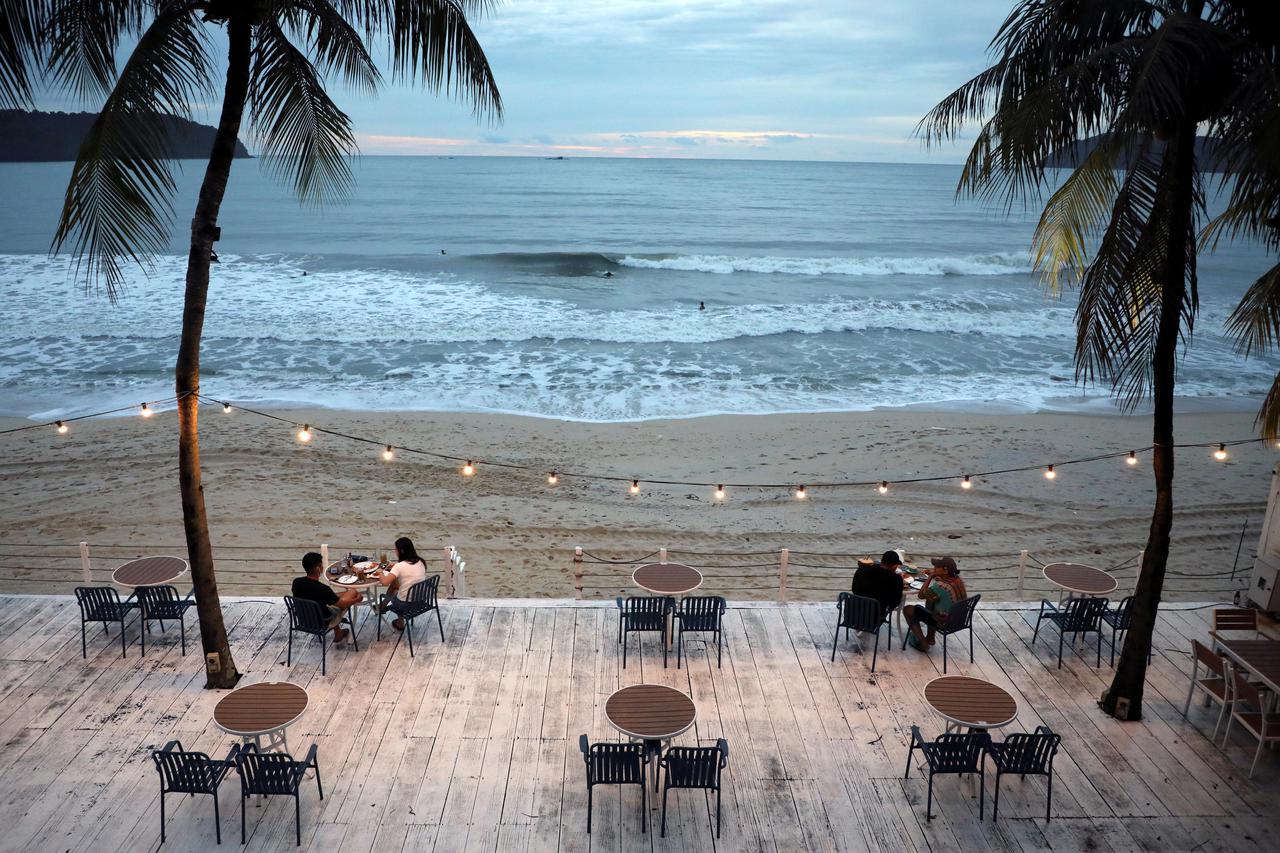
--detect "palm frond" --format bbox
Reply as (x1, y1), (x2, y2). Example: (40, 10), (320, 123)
(45, 0), (145, 100)
(1225, 261), (1280, 356)
(0, 0), (46, 108)
(250, 20), (357, 203)
(50, 3), (213, 297)
(1256, 371), (1280, 441)
(1031, 135), (1124, 295)
(278, 0), (380, 94)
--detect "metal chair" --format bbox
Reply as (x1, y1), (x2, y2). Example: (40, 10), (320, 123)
(1100, 595), (1155, 667)
(234, 743), (323, 846)
(902, 594), (981, 673)
(1032, 596), (1109, 668)
(616, 595), (675, 668)
(152, 740), (240, 845)
(904, 726), (988, 821)
(377, 574), (443, 656)
(135, 584), (195, 655)
(284, 596), (357, 676)
(1212, 607), (1260, 638)
(74, 586), (138, 659)
(985, 726), (1061, 822)
(675, 595), (726, 669)
(1182, 639), (1231, 741)
(578, 735), (647, 834)
(1221, 669), (1280, 777)
(659, 739), (729, 838)
(832, 592), (887, 671)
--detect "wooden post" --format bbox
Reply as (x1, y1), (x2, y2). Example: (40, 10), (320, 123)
(80, 541), (91, 584)
(659, 547), (667, 564)
(455, 561), (467, 598)
(574, 547), (584, 600)
(778, 548), (789, 602)
(321, 543), (329, 569)
(1017, 550), (1028, 602)
(443, 547), (455, 598)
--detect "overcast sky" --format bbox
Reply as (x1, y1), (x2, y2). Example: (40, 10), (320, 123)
(37, 1), (1017, 163)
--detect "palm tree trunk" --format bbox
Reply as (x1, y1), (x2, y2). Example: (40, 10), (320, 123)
(1100, 123), (1198, 720)
(176, 13), (251, 689)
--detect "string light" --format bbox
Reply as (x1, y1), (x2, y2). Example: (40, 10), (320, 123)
(55, 420), (68, 435)
(1044, 464), (1056, 480)
(1214, 443), (1228, 461)
(547, 471), (558, 485)
(629, 479), (640, 494)
(795, 485), (807, 500)
(139, 402), (152, 418)
(1126, 450), (1138, 466)
(382, 445), (394, 462)
(961, 474), (972, 489)
(296, 424), (312, 443)
(714, 484), (726, 500)
(462, 460), (475, 477)
(222, 401), (232, 413)
(877, 481), (889, 494)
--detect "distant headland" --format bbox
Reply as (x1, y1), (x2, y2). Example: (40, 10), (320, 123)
(0, 110), (251, 162)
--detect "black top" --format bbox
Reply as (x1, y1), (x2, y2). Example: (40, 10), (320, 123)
(851, 563), (903, 620)
(292, 575), (338, 608)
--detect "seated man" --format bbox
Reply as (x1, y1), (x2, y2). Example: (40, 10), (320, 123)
(292, 552), (361, 642)
(852, 550), (906, 622)
(903, 556), (967, 651)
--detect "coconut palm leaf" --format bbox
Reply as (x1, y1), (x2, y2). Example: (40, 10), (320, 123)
(1225, 262), (1280, 356)
(45, 0), (146, 100)
(279, 0), (380, 94)
(1031, 135), (1123, 295)
(0, 0), (47, 108)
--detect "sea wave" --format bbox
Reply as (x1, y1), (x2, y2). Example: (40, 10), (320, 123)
(616, 252), (1034, 277)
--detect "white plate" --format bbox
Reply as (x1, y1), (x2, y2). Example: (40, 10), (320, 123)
(337, 574), (359, 584)
(353, 561), (377, 570)
(909, 579), (925, 590)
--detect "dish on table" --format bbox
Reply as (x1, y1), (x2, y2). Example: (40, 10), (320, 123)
(353, 561), (377, 570)
(337, 574), (359, 584)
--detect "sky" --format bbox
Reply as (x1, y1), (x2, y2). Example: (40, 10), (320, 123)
(35, 0), (1018, 163)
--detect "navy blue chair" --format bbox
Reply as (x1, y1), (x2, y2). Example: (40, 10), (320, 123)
(905, 726), (989, 821)
(1100, 595), (1152, 667)
(135, 584), (195, 655)
(1033, 596), (1109, 668)
(616, 595), (675, 668)
(904, 594), (981, 673)
(284, 596), (357, 676)
(74, 586), (138, 659)
(235, 743), (323, 846)
(377, 574), (443, 656)
(986, 726), (1061, 822)
(579, 735), (647, 834)
(832, 592), (888, 671)
(152, 740), (240, 844)
(675, 595), (726, 669)
(660, 739), (729, 838)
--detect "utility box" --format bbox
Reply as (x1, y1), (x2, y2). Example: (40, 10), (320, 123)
(1249, 463), (1280, 611)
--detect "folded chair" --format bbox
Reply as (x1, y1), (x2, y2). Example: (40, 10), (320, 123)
(579, 735), (647, 834)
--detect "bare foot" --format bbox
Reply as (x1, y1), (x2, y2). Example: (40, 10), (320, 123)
(392, 618), (405, 632)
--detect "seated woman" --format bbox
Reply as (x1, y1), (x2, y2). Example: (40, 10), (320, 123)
(903, 557), (967, 651)
(378, 536), (428, 632)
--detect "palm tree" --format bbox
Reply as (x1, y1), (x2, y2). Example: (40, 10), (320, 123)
(919, 0), (1278, 720)
(0, 0), (500, 688)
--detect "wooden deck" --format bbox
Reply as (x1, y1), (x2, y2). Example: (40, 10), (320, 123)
(0, 595), (1274, 852)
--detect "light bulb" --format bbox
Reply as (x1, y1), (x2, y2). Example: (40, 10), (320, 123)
(795, 485), (807, 500)
(140, 402), (152, 418)
(1213, 443), (1227, 461)
(1044, 464), (1056, 480)
(382, 446), (394, 462)
(1126, 450), (1137, 466)
(629, 479), (640, 494)
(462, 460), (475, 477)
(547, 471), (558, 485)
(222, 401), (232, 413)
(961, 475), (971, 490)
(714, 484), (726, 501)
(55, 420), (68, 435)
(297, 424), (312, 443)
(878, 481), (889, 494)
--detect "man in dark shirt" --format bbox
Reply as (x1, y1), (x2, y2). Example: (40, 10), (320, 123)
(852, 550), (906, 621)
(292, 552), (361, 642)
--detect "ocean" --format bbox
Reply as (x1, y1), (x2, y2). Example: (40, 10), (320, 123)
(0, 156), (1275, 422)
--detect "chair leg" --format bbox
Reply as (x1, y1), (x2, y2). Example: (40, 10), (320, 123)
(180, 615), (187, 655)
(586, 785), (592, 834)
(287, 629), (293, 667)
(1056, 631), (1064, 669)
(717, 628), (723, 668)
(622, 631), (628, 669)
(641, 778), (647, 834)
(1045, 769), (1053, 821)
(926, 773), (934, 821)
(295, 793), (301, 846)
(993, 773), (1000, 822)
(81, 621), (87, 659)
(407, 618), (416, 658)
(1096, 630), (1102, 668)
(870, 628), (880, 673)
(315, 762), (324, 800)
(662, 626), (668, 669)
(320, 635), (326, 676)
(904, 743), (914, 779)
(832, 624), (840, 662)
(213, 788), (222, 845)
(969, 627), (974, 663)
(677, 624), (683, 670)
(661, 785), (669, 837)
(159, 791), (166, 843)
(121, 618), (128, 658)
(942, 633), (948, 674)
(436, 606), (444, 642)
(140, 615), (146, 657)
(349, 615), (359, 652)
(241, 793), (247, 844)
(716, 786), (722, 838)
(979, 762), (985, 821)
(1249, 735), (1266, 779)
(1032, 613), (1042, 643)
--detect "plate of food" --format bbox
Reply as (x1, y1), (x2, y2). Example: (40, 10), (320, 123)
(337, 574), (359, 584)
(353, 560), (377, 571)
(908, 578), (925, 590)
(900, 565), (920, 575)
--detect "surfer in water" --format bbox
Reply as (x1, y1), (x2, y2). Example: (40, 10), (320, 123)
(604, 270), (614, 278)
(699, 301), (705, 311)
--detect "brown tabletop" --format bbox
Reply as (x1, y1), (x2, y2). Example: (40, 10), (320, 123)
(1214, 638), (1280, 694)
(112, 555), (189, 588)
(214, 681), (309, 737)
(605, 684), (697, 740)
(632, 563), (703, 596)
(1042, 563), (1118, 596)
(325, 560), (386, 591)
(923, 675), (1018, 729)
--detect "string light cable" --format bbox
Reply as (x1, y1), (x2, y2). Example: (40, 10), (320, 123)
(0, 392), (193, 436)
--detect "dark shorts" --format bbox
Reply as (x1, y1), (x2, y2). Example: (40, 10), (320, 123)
(385, 597), (412, 616)
(906, 604), (938, 628)
(322, 604), (343, 626)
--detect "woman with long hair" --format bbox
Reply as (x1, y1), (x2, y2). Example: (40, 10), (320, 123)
(379, 536), (428, 631)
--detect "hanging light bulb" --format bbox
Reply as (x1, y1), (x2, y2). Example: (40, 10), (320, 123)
(714, 484), (726, 501)
(795, 485), (807, 500)
(1126, 450), (1138, 466)
(222, 401), (232, 413)
(462, 460), (476, 477)
(139, 402), (152, 418)
(877, 481), (889, 494)
(382, 446), (394, 462)
(547, 471), (559, 485)
(960, 474), (972, 490)
(1044, 464), (1056, 480)
(629, 479), (640, 494)
(1213, 443), (1228, 461)
(55, 420), (68, 435)
(296, 424), (312, 443)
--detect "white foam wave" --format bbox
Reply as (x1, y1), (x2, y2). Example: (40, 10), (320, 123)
(616, 252), (1033, 277)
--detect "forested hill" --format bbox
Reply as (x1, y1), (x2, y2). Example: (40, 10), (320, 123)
(1047, 134), (1226, 171)
(0, 110), (251, 162)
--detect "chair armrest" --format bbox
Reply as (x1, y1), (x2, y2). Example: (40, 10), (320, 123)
(615, 597), (624, 611)
(123, 591), (139, 607)
(717, 738), (729, 767)
(302, 743), (319, 768)
(1038, 599), (1057, 615)
(159, 739), (182, 753)
(238, 741), (259, 758)
(220, 743), (242, 766)
(578, 734), (589, 758)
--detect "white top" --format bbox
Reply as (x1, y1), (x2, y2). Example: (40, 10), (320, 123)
(389, 559), (427, 599)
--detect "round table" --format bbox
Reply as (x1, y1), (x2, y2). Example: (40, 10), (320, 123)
(606, 684), (697, 787)
(633, 563), (702, 651)
(112, 555), (189, 588)
(326, 561), (387, 638)
(923, 675), (1017, 732)
(214, 681), (309, 752)
(1042, 563), (1118, 598)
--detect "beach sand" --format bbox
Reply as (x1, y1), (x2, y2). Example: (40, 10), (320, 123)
(0, 407), (1271, 602)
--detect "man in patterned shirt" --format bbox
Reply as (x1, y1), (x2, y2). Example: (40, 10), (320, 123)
(903, 556), (967, 651)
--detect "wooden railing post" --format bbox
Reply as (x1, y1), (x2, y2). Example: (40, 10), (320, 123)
(443, 547), (455, 598)
(80, 541), (91, 584)
(574, 547), (584, 600)
(659, 547), (667, 564)
(455, 560), (467, 598)
(778, 548), (789, 602)
(321, 543), (329, 569)
(1017, 549), (1028, 602)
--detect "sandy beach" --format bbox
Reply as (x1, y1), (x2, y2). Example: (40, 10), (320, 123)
(0, 406), (1271, 602)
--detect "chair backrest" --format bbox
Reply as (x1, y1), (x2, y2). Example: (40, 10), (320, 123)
(663, 740), (727, 789)
(679, 595), (725, 620)
(136, 584), (180, 609)
(995, 727), (1060, 772)
(75, 585), (121, 618)
(1191, 639), (1225, 678)
(928, 732), (988, 770)
(943, 594), (980, 632)
(837, 592), (882, 632)
(619, 595), (674, 627)
(153, 746), (217, 793)
(284, 596), (326, 634)
(1231, 668), (1264, 710)
(1109, 595), (1135, 628)
(579, 736), (644, 785)
(1061, 596), (1108, 631)
(237, 750), (300, 795)
(405, 574), (440, 607)
(1212, 608), (1257, 633)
